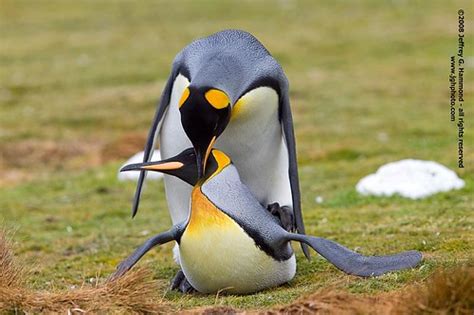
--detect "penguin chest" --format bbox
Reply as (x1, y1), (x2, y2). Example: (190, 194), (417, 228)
(179, 188), (296, 294)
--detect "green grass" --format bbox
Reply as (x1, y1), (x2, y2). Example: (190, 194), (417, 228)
(1, 0), (473, 311)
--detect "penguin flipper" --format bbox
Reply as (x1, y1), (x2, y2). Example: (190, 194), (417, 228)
(131, 65), (182, 218)
(286, 233), (422, 277)
(279, 86), (310, 259)
(110, 224), (184, 280)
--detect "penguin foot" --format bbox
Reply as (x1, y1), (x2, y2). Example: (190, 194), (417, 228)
(267, 202), (294, 232)
(170, 270), (196, 294)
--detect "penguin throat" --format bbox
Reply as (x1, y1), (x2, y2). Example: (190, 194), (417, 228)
(195, 150), (232, 186)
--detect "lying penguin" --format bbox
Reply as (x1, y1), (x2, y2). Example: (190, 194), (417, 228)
(112, 148), (422, 294)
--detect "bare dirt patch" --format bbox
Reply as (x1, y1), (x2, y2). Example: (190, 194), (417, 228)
(0, 132), (147, 186)
(100, 132), (147, 161)
(0, 139), (103, 169)
(0, 139), (102, 186)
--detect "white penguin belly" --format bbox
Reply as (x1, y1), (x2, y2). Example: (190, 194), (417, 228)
(179, 188), (296, 294)
(217, 86), (293, 207)
(160, 74), (193, 224)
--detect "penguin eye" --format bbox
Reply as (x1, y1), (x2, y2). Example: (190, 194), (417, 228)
(178, 87), (190, 108)
(205, 89), (229, 109)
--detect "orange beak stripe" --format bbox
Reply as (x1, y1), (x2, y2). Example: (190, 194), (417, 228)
(142, 162), (184, 171)
(203, 136), (217, 172)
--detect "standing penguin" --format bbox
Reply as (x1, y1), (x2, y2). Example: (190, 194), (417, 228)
(131, 30), (309, 267)
(113, 149), (422, 294)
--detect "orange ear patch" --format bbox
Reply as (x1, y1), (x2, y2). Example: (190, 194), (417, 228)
(178, 87), (190, 108)
(205, 150), (231, 182)
(205, 89), (229, 109)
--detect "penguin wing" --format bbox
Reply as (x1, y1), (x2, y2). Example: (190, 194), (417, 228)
(286, 233), (423, 277)
(279, 82), (311, 259)
(110, 222), (186, 279)
(131, 62), (183, 217)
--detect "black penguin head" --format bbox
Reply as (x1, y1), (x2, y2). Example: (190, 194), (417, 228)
(179, 86), (231, 178)
(120, 148), (232, 186)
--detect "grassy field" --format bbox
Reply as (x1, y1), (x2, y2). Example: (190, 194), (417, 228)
(1, 0), (472, 312)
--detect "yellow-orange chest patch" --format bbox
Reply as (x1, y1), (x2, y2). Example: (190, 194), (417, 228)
(184, 187), (236, 236)
(178, 185), (297, 294)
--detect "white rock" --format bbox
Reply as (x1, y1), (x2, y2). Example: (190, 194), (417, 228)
(356, 159), (465, 199)
(315, 196), (324, 204)
(117, 150), (163, 181)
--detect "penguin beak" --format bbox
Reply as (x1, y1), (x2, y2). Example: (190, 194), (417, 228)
(196, 135), (217, 178)
(120, 161), (184, 172)
(120, 148), (198, 186)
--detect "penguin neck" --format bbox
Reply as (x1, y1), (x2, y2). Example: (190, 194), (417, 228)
(187, 159), (233, 231)
(197, 150), (232, 186)
(186, 150), (233, 224)
(190, 168), (224, 217)
(194, 161), (217, 187)
(186, 185), (232, 235)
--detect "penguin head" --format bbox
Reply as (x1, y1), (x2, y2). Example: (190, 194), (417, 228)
(179, 86), (231, 178)
(120, 148), (198, 186)
(120, 148), (232, 186)
(178, 54), (248, 178)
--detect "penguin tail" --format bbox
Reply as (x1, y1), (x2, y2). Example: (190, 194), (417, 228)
(285, 233), (422, 277)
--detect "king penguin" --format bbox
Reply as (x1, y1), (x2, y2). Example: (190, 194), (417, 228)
(131, 30), (310, 263)
(112, 148), (423, 294)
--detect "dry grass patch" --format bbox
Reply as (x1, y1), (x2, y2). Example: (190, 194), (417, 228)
(192, 266), (473, 315)
(0, 229), (170, 313)
(0, 132), (148, 186)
